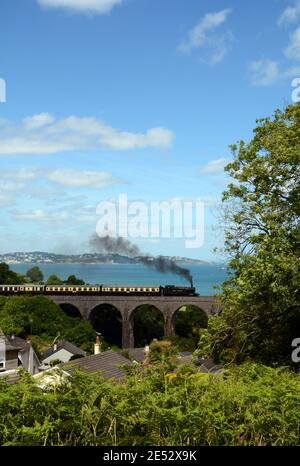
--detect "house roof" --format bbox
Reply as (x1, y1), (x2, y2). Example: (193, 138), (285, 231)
(127, 347), (146, 363)
(177, 354), (193, 365)
(64, 350), (132, 380)
(42, 340), (86, 360)
(197, 358), (223, 372)
(8, 336), (30, 351)
(126, 349), (195, 365)
(0, 331), (22, 352)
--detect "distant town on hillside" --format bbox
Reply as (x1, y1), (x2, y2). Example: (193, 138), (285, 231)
(0, 251), (212, 266)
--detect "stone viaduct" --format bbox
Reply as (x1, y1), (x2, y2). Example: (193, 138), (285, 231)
(49, 295), (220, 348)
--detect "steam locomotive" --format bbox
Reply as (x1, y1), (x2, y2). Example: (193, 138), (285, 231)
(0, 284), (198, 297)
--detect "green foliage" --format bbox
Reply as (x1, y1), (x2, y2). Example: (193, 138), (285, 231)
(65, 275), (85, 285)
(174, 305), (208, 347)
(1, 362), (300, 446)
(166, 335), (197, 352)
(0, 296), (6, 312)
(46, 275), (64, 285)
(45, 274), (85, 286)
(63, 319), (96, 353)
(0, 296), (65, 337)
(0, 295), (95, 353)
(26, 267), (44, 283)
(202, 103), (300, 366)
(0, 263), (24, 285)
(50, 358), (63, 367)
(148, 340), (178, 367)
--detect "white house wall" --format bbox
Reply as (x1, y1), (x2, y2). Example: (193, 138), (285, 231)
(42, 348), (74, 365)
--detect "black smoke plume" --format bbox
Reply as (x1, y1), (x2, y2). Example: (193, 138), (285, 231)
(89, 234), (193, 286)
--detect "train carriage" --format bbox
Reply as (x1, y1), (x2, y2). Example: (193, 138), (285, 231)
(0, 284), (198, 296)
(101, 285), (161, 296)
(0, 284), (45, 295)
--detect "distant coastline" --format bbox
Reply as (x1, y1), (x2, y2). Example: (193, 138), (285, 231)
(0, 251), (214, 266)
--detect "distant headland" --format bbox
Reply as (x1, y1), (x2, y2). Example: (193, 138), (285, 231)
(0, 251), (213, 266)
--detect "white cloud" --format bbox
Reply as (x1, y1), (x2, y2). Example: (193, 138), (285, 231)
(37, 0), (124, 15)
(199, 158), (228, 175)
(0, 166), (123, 214)
(178, 9), (232, 64)
(23, 113), (55, 130)
(0, 114), (175, 155)
(47, 169), (122, 188)
(12, 204), (96, 225)
(248, 59), (300, 86)
(12, 208), (80, 227)
(0, 194), (14, 207)
(1, 168), (38, 181)
(249, 3), (300, 87)
(248, 59), (280, 86)
(282, 64), (300, 77)
(279, 1), (300, 26)
(0, 169), (40, 203)
(0, 167), (123, 216)
(13, 209), (48, 221)
(285, 26), (300, 59)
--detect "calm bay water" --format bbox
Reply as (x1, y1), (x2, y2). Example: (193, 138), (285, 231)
(10, 263), (228, 296)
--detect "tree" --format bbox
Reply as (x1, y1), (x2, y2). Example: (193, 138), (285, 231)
(2, 362), (300, 446)
(196, 103), (300, 366)
(0, 294), (96, 351)
(175, 305), (208, 344)
(26, 267), (44, 283)
(0, 297), (32, 335)
(0, 263), (23, 284)
(46, 275), (64, 285)
(65, 275), (85, 285)
(64, 320), (96, 352)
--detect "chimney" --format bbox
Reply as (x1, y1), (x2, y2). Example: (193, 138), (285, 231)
(143, 345), (150, 366)
(94, 335), (101, 355)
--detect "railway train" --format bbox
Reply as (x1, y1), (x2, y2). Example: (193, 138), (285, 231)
(0, 284), (198, 297)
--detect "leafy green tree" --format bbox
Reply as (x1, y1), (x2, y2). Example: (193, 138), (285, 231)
(26, 267), (44, 283)
(196, 103), (300, 366)
(0, 263), (23, 284)
(0, 296), (6, 312)
(65, 275), (85, 285)
(0, 296), (64, 336)
(46, 275), (64, 285)
(63, 320), (95, 353)
(1, 363), (300, 445)
(27, 296), (67, 336)
(175, 305), (208, 345)
(0, 295), (95, 351)
(0, 297), (32, 335)
(148, 340), (178, 367)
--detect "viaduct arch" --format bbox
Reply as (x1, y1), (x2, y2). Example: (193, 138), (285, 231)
(50, 295), (220, 348)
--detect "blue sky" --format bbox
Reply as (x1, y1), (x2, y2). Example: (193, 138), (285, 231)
(0, 0), (299, 260)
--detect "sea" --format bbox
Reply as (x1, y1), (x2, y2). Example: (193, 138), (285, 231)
(10, 263), (228, 296)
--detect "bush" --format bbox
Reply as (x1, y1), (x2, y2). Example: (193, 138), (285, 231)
(26, 267), (43, 283)
(0, 263), (24, 285)
(1, 362), (300, 446)
(0, 296), (95, 353)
